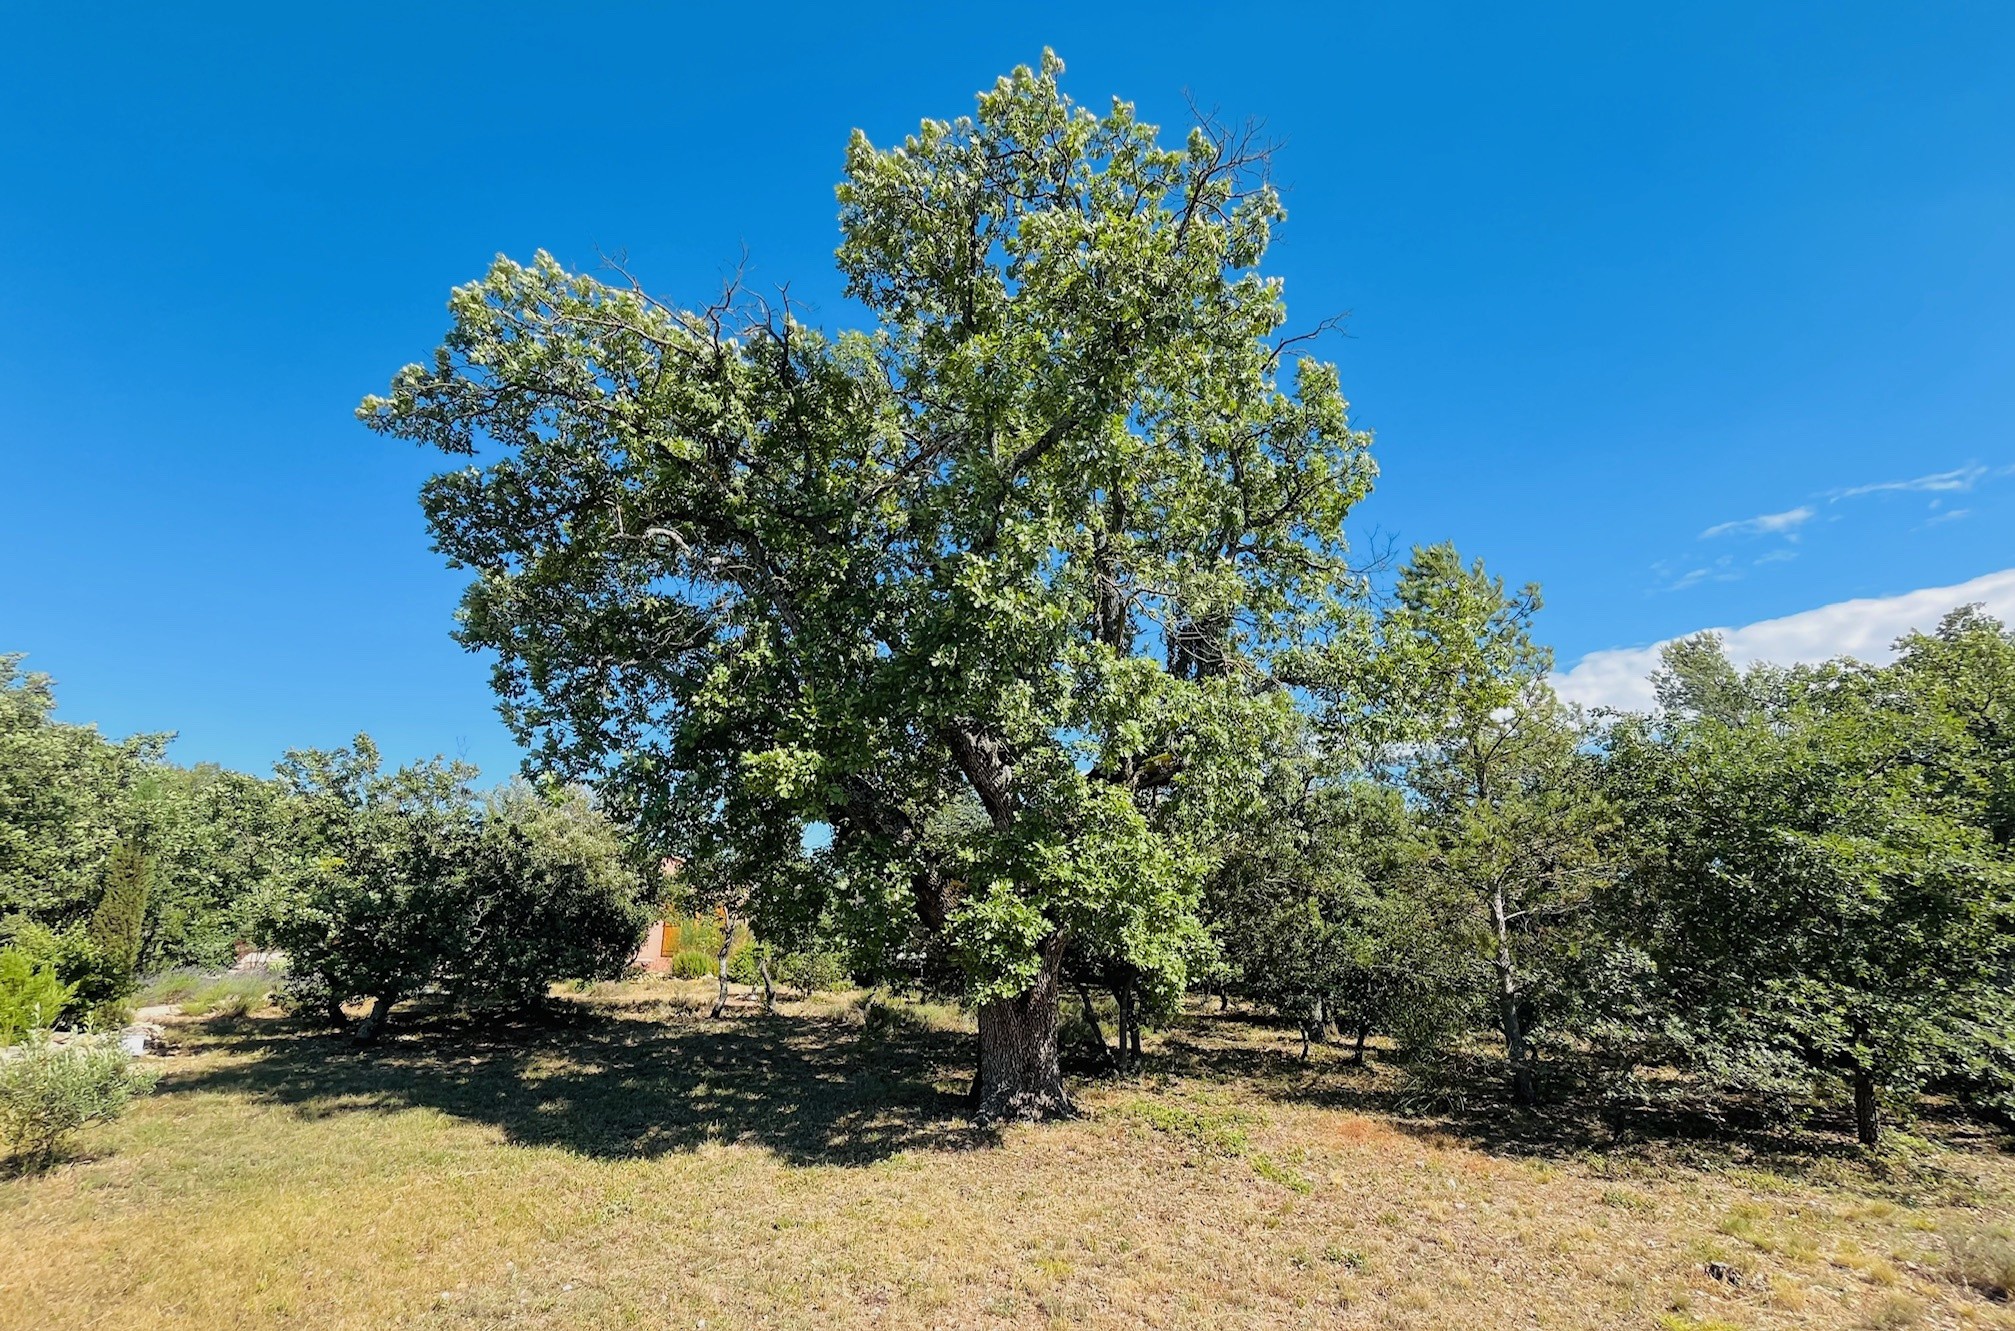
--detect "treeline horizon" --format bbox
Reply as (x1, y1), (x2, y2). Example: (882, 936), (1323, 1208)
(6, 576), (2011, 1148)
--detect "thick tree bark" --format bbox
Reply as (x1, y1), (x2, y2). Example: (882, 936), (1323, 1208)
(1853, 1067), (1881, 1148)
(1350, 1017), (1371, 1067)
(973, 936), (1075, 1125)
(1491, 888), (1535, 1106)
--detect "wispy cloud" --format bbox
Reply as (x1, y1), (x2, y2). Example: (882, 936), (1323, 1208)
(1557, 567), (2015, 713)
(1659, 554), (1746, 593)
(1828, 464), (1989, 500)
(1699, 505), (1815, 540)
(1926, 508), (1972, 526)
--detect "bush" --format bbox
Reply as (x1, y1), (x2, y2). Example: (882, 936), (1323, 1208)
(727, 939), (848, 995)
(208, 990), (257, 1020)
(669, 949), (714, 980)
(135, 968), (205, 1008)
(180, 975), (273, 1018)
(0, 949), (74, 1045)
(0, 919), (122, 1022)
(726, 940), (768, 987)
(0, 1034), (159, 1168)
(778, 948), (849, 995)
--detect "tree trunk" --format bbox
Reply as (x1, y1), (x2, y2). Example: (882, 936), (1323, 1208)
(1112, 977), (1143, 1070)
(1491, 888), (1535, 1106)
(1350, 1017), (1370, 1067)
(710, 928), (733, 1019)
(1853, 1067), (1881, 1148)
(324, 995), (349, 1030)
(352, 991), (396, 1045)
(972, 936), (1074, 1125)
(1302, 997), (1329, 1051)
(1073, 979), (1116, 1068)
(757, 954), (776, 1012)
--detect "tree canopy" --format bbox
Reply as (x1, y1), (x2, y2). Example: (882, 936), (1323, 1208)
(361, 52), (1375, 1119)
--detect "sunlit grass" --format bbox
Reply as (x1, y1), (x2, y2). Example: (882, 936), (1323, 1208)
(3, 980), (2012, 1329)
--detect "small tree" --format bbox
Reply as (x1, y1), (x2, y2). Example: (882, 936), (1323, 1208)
(0, 656), (166, 930)
(1300, 545), (1611, 1104)
(262, 736), (477, 1041)
(443, 782), (652, 1013)
(85, 840), (151, 1012)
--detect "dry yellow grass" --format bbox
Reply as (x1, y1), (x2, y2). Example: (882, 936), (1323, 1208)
(3, 981), (2012, 1330)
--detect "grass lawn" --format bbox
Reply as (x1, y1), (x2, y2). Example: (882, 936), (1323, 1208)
(4, 980), (2013, 1330)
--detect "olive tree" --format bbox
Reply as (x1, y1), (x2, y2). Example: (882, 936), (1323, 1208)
(361, 54), (1374, 1120)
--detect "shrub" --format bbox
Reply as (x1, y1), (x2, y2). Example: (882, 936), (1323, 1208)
(0, 949), (74, 1045)
(727, 940), (848, 995)
(208, 990), (257, 1020)
(778, 948), (849, 995)
(1, 920), (122, 1022)
(179, 975), (273, 1018)
(136, 968), (204, 1007)
(669, 949), (714, 980)
(0, 1034), (159, 1168)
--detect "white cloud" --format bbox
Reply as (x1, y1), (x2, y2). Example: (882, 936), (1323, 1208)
(1555, 567), (2015, 713)
(1828, 464), (1989, 500)
(1699, 505), (1815, 539)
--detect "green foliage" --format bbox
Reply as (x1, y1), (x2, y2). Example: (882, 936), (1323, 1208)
(0, 1033), (158, 1168)
(1600, 622), (2015, 1144)
(360, 52), (1376, 1109)
(668, 949), (713, 980)
(128, 764), (292, 971)
(260, 739), (651, 1036)
(0, 656), (166, 929)
(728, 937), (849, 993)
(0, 949), (73, 1044)
(0, 657), (294, 975)
(0, 918), (128, 1029)
(445, 781), (654, 1011)
(86, 840), (150, 1007)
(1288, 545), (1610, 1100)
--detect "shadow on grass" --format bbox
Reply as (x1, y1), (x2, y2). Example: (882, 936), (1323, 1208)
(1150, 1009), (2011, 1181)
(163, 996), (990, 1167)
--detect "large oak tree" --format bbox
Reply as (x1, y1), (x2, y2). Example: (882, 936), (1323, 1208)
(361, 54), (1373, 1121)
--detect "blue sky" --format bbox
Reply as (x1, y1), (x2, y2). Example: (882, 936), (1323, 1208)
(3, 3), (2012, 778)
